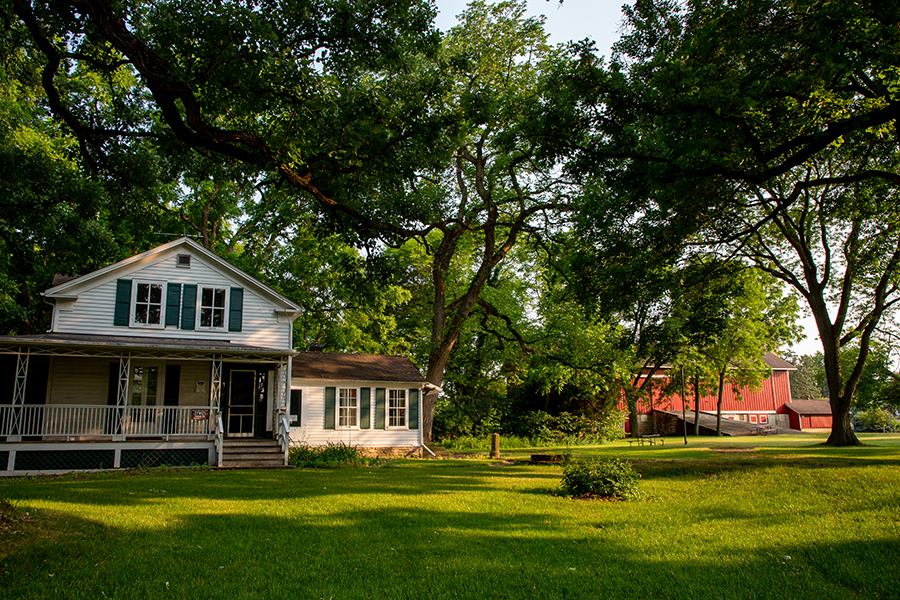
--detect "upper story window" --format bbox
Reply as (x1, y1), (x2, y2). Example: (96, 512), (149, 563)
(132, 281), (164, 328)
(388, 389), (407, 428)
(199, 286), (227, 329)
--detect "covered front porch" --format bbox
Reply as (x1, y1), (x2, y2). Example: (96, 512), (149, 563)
(0, 333), (294, 474)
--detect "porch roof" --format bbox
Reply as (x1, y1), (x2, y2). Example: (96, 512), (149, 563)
(0, 333), (295, 361)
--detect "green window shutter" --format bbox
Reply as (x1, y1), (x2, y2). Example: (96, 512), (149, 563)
(228, 287), (243, 332)
(359, 388), (371, 429)
(408, 389), (420, 430)
(324, 386), (336, 429)
(113, 279), (132, 326)
(375, 388), (386, 430)
(165, 283), (181, 327)
(181, 284), (197, 330)
(290, 389), (302, 426)
(164, 365), (181, 406)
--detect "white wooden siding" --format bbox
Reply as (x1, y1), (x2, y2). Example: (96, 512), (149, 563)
(52, 247), (291, 349)
(173, 360), (212, 406)
(289, 379), (423, 448)
(46, 357), (110, 405)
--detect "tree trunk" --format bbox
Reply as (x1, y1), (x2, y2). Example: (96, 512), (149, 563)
(693, 376), (701, 436)
(715, 371), (725, 436)
(815, 310), (863, 446)
(826, 393), (862, 446)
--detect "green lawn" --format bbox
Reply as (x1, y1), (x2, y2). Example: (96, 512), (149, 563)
(2, 433), (899, 600)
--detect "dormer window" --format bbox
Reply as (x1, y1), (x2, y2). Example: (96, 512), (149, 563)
(132, 281), (164, 328)
(199, 286), (227, 329)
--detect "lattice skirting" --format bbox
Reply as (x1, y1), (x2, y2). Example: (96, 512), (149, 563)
(1, 443), (214, 474)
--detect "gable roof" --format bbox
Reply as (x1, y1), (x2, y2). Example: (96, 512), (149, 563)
(292, 352), (426, 383)
(785, 400), (832, 415)
(647, 352), (796, 373)
(763, 352), (796, 370)
(43, 237), (301, 312)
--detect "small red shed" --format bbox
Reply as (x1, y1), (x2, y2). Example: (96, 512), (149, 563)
(784, 400), (833, 431)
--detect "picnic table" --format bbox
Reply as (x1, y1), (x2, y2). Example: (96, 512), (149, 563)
(627, 434), (665, 446)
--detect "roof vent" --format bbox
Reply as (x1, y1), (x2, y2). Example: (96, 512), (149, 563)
(176, 254), (192, 268)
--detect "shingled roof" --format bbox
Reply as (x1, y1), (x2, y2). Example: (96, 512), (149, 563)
(292, 352), (426, 383)
(785, 400), (832, 415)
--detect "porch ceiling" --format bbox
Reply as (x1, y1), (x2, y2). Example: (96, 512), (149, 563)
(0, 333), (295, 362)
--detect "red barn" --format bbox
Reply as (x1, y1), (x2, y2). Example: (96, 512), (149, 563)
(624, 352), (799, 435)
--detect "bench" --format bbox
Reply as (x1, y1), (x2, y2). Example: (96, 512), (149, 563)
(627, 434), (665, 447)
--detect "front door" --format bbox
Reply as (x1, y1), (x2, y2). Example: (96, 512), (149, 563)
(227, 370), (256, 437)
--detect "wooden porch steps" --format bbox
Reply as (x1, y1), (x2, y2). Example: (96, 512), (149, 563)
(220, 439), (287, 468)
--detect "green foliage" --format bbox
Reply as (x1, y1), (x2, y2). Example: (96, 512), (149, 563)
(440, 434), (538, 451)
(435, 404), (626, 447)
(856, 408), (898, 432)
(559, 457), (642, 500)
(287, 442), (377, 469)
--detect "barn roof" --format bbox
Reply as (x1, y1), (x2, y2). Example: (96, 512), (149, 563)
(785, 400), (832, 415)
(292, 352), (426, 383)
(763, 352), (796, 370)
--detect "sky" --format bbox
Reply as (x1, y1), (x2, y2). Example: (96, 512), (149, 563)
(432, 1), (824, 358)
(433, 0), (629, 55)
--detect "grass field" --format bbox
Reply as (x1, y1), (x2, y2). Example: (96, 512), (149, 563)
(1, 433), (899, 600)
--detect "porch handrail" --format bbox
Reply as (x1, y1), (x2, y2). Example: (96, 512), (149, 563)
(277, 410), (290, 466)
(0, 404), (214, 439)
(215, 411), (224, 468)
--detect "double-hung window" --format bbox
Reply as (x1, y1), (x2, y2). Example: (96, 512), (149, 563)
(199, 286), (227, 329)
(388, 389), (407, 428)
(338, 388), (358, 427)
(132, 281), (164, 327)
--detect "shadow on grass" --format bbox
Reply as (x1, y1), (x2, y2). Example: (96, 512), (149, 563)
(2, 498), (897, 600)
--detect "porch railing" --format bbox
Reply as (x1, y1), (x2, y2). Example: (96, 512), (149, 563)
(0, 405), (215, 440)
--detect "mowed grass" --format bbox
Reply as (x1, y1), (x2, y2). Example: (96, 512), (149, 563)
(1, 433), (899, 600)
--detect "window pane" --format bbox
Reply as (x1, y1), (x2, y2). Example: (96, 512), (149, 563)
(200, 307), (212, 327)
(135, 304), (148, 324)
(136, 283), (149, 303)
(149, 284), (162, 304)
(214, 288), (226, 307)
(213, 308), (224, 328)
(148, 305), (161, 324)
(202, 288), (213, 305)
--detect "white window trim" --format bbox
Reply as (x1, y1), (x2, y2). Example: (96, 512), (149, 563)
(196, 284), (229, 331)
(130, 280), (166, 329)
(337, 387), (359, 429)
(387, 388), (408, 429)
(129, 361), (165, 407)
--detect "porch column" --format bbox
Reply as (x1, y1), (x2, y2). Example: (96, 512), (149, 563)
(277, 357), (289, 412)
(210, 355), (223, 410)
(114, 353), (131, 440)
(7, 347), (29, 440)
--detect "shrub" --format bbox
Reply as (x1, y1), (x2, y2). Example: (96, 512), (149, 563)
(560, 457), (642, 500)
(288, 442), (377, 468)
(432, 401), (476, 440)
(440, 434), (538, 451)
(857, 407), (898, 431)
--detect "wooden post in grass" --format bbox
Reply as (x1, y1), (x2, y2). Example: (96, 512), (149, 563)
(490, 433), (500, 459)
